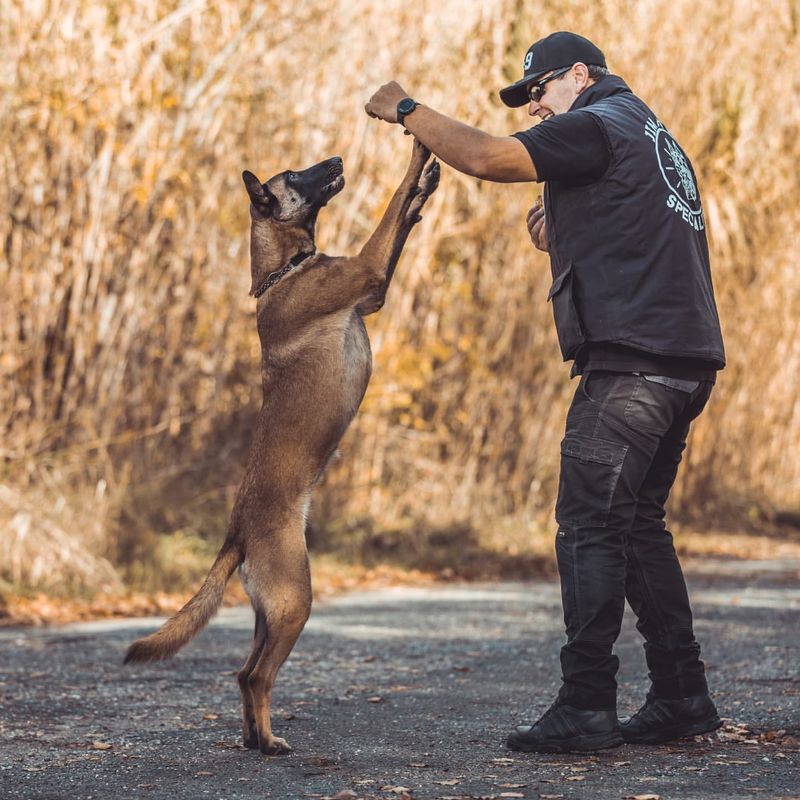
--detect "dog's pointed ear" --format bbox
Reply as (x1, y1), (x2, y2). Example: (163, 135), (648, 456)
(242, 170), (273, 210)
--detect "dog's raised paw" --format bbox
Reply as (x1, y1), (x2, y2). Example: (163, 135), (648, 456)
(422, 160), (440, 193)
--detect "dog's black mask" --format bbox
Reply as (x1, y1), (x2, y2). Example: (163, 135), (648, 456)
(287, 157), (345, 209)
(243, 157), (345, 228)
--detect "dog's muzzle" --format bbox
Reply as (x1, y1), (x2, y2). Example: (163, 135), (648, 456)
(321, 158), (345, 196)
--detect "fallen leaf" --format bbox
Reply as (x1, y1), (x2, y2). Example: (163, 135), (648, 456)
(194, 771), (213, 777)
(499, 793), (525, 798)
(491, 757), (515, 765)
(331, 792), (358, 800)
(434, 780), (460, 786)
(540, 795), (564, 799)
(367, 696), (383, 704)
(622, 795), (661, 800)
(202, 713), (218, 720)
(566, 776), (586, 781)
(380, 787), (412, 795)
(498, 785), (527, 789)
(91, 742), (112, 751)
(613, 761), (631, 767)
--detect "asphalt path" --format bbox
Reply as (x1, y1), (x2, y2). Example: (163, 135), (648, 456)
(2, 558), (799, 800)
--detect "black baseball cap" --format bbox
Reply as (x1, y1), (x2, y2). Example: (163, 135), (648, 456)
(499, 31), (606, 107)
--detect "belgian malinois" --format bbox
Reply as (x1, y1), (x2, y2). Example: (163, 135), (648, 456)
(124, 139), (439, 755)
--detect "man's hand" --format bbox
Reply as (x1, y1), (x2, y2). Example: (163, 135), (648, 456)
(365, 81), (409, 124)
(527, 201), (549, 252)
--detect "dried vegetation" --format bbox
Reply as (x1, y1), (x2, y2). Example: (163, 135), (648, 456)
(2, 0), (799, 596)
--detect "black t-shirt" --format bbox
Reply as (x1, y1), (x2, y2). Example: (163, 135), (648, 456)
(512, 112), (610, 185)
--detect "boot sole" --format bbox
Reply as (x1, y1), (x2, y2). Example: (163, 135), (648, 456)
(507, 729), (624, 754)
(621, 714), (722, 745)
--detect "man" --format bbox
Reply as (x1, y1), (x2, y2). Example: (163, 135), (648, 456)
(365, 31), (726, 753)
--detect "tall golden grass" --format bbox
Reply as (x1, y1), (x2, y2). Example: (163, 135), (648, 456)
(2, 0), (799, 591)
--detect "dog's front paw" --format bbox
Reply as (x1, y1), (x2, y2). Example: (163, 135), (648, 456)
(419, 159), (440, 197)
(406, 137), (431, 181)
(405, 159), (440, 223)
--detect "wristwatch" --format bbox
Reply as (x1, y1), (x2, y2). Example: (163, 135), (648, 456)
(396, 97), (419, 126)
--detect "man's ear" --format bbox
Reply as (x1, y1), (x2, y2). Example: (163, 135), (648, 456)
(242, 170), (274, 210)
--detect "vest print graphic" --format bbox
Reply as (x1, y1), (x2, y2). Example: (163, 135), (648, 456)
(645, 117), (704, 232)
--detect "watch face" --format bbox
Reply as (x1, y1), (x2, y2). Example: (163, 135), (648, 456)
(398, 99), (416, 115)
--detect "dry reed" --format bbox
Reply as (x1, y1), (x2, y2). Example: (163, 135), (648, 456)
(2, 0), (799, 590)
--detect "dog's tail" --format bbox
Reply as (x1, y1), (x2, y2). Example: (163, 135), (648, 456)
(123, 540), (243, 664)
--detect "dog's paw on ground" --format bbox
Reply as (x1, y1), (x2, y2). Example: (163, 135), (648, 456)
(260, 735), (293, 755)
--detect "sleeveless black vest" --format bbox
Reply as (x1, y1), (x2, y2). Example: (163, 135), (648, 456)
(544, 77), (726, 369)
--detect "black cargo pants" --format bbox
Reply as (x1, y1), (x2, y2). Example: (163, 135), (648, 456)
(555, 370), (714, 710)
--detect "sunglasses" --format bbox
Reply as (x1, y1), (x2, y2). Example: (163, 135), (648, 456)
(527, 66), (573, 103)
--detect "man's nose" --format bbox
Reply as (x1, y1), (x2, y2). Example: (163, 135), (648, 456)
(528, 98), (541, 117)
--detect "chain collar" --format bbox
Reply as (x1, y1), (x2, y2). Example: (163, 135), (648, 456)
(253, 251), (314, 299)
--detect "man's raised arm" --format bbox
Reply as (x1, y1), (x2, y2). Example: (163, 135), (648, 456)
(365, 81), (537, 184)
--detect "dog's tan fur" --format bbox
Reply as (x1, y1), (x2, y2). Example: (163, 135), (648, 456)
(124, 140), (439, 755)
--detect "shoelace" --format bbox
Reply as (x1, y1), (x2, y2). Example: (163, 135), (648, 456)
(533, 700), (562, 726)
(628, 697), (665, 724)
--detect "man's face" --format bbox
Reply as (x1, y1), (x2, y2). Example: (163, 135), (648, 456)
(527, 66), (581, 120)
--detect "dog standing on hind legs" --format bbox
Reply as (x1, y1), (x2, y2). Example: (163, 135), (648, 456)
(124, 139), (440, 755)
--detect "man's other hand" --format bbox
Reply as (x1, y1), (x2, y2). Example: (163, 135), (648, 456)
(365, 81), (409, 124)
(527, 203), (549, 252)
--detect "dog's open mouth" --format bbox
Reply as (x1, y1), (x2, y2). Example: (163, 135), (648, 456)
(322, 174), (345, 195)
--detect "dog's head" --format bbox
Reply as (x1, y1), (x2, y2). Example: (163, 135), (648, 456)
(242, 157), (345, 296)
(242, 157), (345, 227)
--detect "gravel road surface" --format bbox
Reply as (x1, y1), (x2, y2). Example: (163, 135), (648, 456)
(2, 558), (799, 800)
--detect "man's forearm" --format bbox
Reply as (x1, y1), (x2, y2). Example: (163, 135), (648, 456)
(365, 81), (537, 182)
(401, 105), (493, 178)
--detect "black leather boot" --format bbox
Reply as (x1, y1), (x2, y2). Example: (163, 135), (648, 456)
(620, 693), (721, 744)
(507, 701), (623, 753)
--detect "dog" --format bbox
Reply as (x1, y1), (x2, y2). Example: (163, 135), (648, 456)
(124, 139), (440, 755)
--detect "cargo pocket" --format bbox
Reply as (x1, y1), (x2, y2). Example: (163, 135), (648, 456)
(555, 434), (628, 528)
(547, 261), (585, 359)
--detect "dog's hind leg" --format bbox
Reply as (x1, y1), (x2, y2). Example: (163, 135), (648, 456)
(245, 534), (312, 755)
(237, 609), (267, 749)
